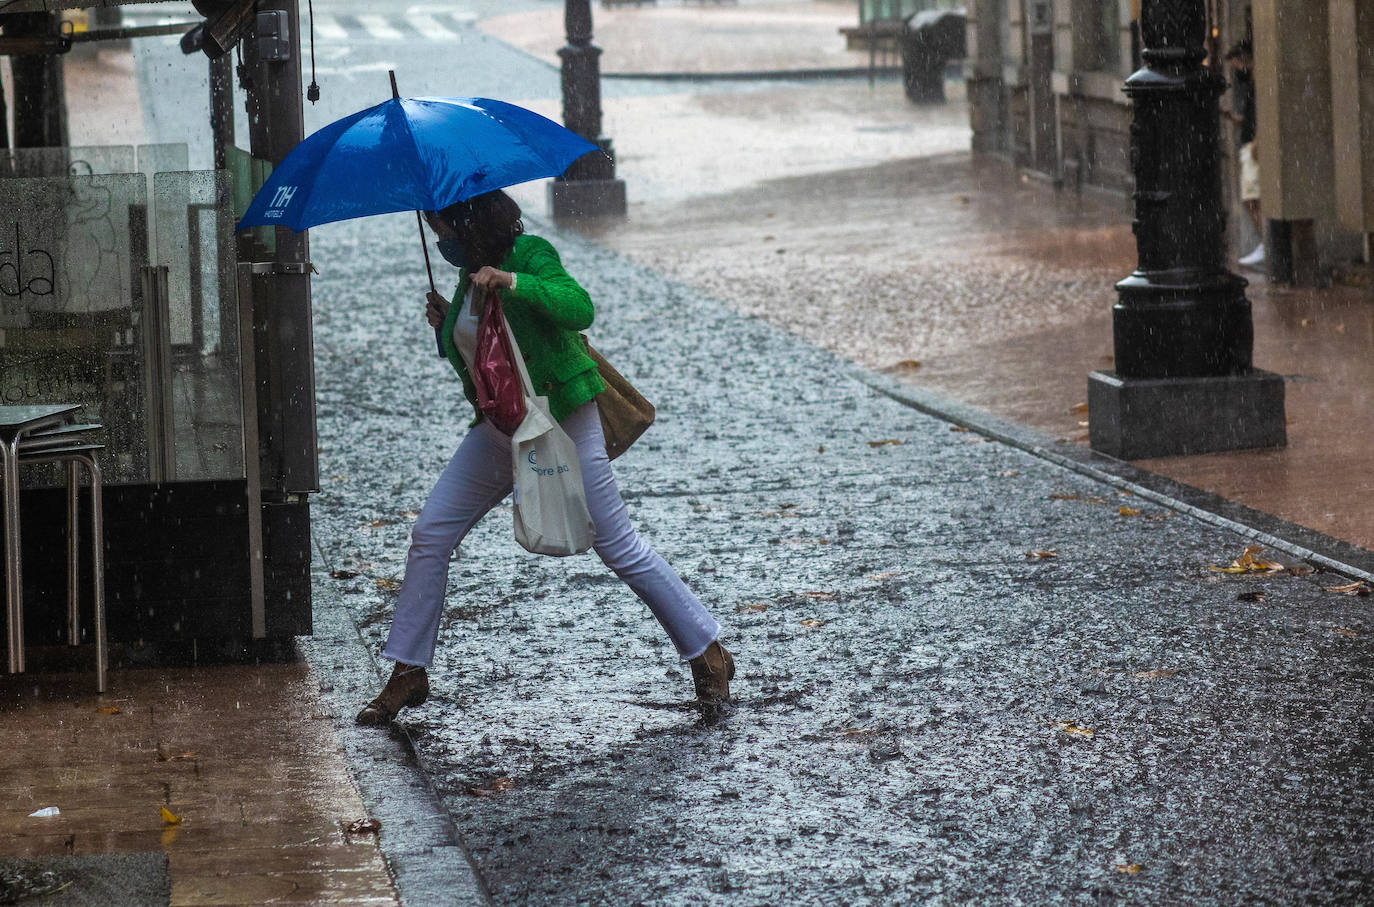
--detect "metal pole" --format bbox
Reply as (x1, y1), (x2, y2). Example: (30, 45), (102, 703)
(1087, 0), (1284, 460)
(550, 0), (626, 217)
(209, 54), (234, 172)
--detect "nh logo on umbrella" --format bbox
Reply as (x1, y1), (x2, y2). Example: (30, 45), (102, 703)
(265, 185), (298, 218)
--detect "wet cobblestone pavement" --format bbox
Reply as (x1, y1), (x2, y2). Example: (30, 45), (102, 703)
(309, 213), (1374, 904)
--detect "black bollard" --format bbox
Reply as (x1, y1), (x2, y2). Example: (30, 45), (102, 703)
(549, 0), (627, 218)
(1087, 0), (1285, 460)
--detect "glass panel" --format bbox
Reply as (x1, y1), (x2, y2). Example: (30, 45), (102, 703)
(0, 145), (136, 179)
(154, 170), (244, 481)
(0, 174), (151, 486)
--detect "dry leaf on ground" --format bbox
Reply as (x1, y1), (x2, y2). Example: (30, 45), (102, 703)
(1286, 564), (1317, 576)
(374, 577), (402, 592)
(1047, 493), (1107, 503)
(96, 706), (121, 715)
(367, 518), (397, 528)
(1116, 864), (1143, 875)
(800, 618), (828, 628)
(469, 777), (516, 797)
(948, 426), (971, 433)
(346, 818), (382, 834)
(1330, 627), (1361, 637)
(803, 591), (837, 599)
(1118, 506), (1141, 517)
(888, 359), (922, 372)
(1323, 581), (1371, 596)
(1209, 546), (1285, 574)
(1132, 669), (1176, 680)
(868, 439), (902, 447)
(329, 569), (360, 580)
(1072, 402), (1090, 414)
(736, 602), (769, 614)
(1056, 722), (1095, 737)
(155, 743), (197, 762)
(1025, 550), (1058, 559)
(160, 807), (182, 825)
(868, 572), (901, 580)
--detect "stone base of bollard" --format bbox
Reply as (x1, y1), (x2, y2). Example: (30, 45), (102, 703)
(548, 177), (627, 219)
(1087, 369), (1287, 460)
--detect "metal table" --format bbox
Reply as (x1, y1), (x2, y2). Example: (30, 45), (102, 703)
(1, 404), (107, 691)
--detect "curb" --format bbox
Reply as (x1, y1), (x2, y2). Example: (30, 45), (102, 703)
(300, 572), (493, 907)
(601, 65), (903, 82)
(857, 367), (1374, 584)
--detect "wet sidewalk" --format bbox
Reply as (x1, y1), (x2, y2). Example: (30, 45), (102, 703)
(0, 661), (399, 906)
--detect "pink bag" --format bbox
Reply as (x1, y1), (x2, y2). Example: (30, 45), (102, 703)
(472, 289), (526, 435)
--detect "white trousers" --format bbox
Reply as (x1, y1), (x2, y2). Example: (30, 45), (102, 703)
(381, 401), (721, 667)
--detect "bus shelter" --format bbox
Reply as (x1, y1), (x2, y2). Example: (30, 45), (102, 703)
(1, 0), (315, 662)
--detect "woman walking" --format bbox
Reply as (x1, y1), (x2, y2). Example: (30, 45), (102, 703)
(356, 190), (734, 725)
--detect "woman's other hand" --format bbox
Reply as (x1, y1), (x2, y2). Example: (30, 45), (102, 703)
(425, 291), (449, 328)
(469, 266), (515, 294)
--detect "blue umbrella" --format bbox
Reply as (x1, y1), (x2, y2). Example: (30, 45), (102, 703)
(236, 93), (600, 232)
(238, 73), (602, 355)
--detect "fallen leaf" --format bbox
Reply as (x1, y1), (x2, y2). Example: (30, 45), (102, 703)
(155, 743), (197, 762)
(374, 577), (402, 592)
(835, 727), (879, 738)
(1047, 493), (1106, 503)
(1331, 627), (1361, 637)
(802, 591), (837, 599)
(469, 777), (516, 797)
(160, 807), (182, 826)
(1236, 591), (1266, 603)
(1078, 421), (1090, 428)
(400, 509), (421, 519)
(948, 426), (971, 433)
(868, 572), (901, 580)
(1071, 402), (1090, 414)
(1118, 506), (1141, 517)
(1209, 545), (1285, 574)
(1057, 722), (1095, 737)
(888, 359), (922, 371)
(817, 445), (825, 453)
(1025, 550), (1058, 559)
(346, 818), (382, 834)
(1116, 863), (1143, 875)
(329, 569), (360, 580)
(1001, 470), (1020, 478)
(1132, 669), (1176, 679)
(96, 706), (121, 715)
(800, 618), (828, 628)
(1323, 581), (1371, 596)
(868, 439), (902, 447)
(735, 602), (769, 614)
(367, 518), (397, 528)
(1286, 564), (1317, 576)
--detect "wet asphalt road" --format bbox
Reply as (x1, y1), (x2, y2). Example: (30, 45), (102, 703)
(308, 209), (1374, 904)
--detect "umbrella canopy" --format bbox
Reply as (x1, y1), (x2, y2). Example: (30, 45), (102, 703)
(236, 96), (600, 232)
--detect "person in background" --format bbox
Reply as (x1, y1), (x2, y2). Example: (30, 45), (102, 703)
(1224, 40), (1264, 269)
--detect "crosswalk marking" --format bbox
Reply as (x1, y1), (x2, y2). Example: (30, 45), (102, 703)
(311, 15), (348, 42)
(356, 14), (405, 42)
(405, 12), (460, 42)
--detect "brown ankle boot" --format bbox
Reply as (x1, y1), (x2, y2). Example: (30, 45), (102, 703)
(688, 641), (735, 703)
(355, 662), (429, 726)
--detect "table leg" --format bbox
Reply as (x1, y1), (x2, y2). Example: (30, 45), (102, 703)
(2, 439), (22, 674)
(87, 455), (106, 694)
(67, 460), (80, 646)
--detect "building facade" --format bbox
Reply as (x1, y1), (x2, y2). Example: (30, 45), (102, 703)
(964, 0), (1374, 281)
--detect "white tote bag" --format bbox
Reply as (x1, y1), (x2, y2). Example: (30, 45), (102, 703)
(505, 323), (596, 557)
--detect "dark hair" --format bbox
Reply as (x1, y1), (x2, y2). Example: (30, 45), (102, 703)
(435, 190), (524, 270)
(1225, 40), (1252, 60)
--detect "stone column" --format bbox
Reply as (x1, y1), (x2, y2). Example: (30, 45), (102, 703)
(1328, 0), (1374, 242)
(1087, 0), (1285, 460)
(548, 0), (626, 218)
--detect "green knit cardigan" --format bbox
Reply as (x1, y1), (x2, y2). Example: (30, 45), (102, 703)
(439, 234), (605, 423)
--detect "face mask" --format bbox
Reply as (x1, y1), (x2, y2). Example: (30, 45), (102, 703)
(435, 238), (470, 270)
